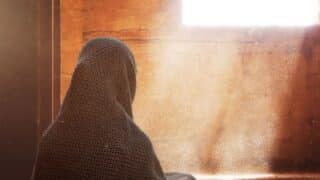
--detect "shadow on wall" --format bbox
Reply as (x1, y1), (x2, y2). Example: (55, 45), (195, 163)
(271, 27), (320, 172)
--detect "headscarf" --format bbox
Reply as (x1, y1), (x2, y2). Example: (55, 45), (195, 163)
(33, 38), (165, 180)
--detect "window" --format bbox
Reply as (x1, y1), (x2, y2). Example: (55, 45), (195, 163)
(182, 0), (319, 26)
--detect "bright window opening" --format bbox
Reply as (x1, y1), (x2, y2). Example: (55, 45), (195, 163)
(182, 0), (319, 26)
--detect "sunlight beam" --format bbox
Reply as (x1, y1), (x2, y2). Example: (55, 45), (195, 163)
(182, 0), (319, 26)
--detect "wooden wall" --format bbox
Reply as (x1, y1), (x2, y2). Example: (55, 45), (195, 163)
(61, 0), (320, 174)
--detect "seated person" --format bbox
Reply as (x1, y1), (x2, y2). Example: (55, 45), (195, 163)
(32, 37), (195, 180)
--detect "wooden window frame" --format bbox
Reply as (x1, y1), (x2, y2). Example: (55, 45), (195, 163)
(37, 0), (60, 137)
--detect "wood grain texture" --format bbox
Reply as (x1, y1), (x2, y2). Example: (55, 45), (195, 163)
(61, 0), (320, 174)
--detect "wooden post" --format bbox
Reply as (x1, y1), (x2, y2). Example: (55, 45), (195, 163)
(38, 0), (60, 137)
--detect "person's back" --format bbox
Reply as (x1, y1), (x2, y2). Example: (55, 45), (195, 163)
(32, 37), (195, 180)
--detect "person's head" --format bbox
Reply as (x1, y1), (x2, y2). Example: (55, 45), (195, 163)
(64, 37), (137, 118)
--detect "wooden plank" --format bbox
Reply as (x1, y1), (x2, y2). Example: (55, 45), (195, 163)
(83, 27), (314, 42)
(53, 0), (61, 119)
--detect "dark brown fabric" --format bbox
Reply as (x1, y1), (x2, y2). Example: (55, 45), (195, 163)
(32, 38), (166, 180)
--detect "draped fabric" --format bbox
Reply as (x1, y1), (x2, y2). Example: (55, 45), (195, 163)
(32, 37), (195, 180)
